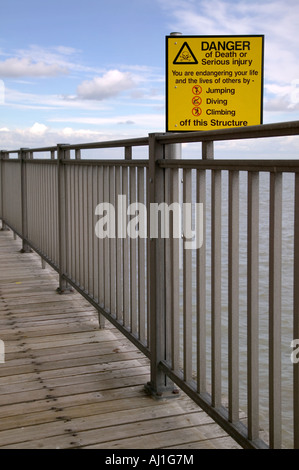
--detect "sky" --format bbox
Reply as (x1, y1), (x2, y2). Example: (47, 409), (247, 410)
(1, 0), (299, 158)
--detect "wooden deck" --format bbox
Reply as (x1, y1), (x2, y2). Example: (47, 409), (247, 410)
(0, 228), (240, 449)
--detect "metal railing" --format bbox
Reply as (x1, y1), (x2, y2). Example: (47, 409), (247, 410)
(1, 121), (299, 449)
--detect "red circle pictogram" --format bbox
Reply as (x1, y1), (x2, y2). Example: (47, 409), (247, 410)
(192, 85), (202, 95)
(192, 96), (202, 106)
(192, 107), (202, 116)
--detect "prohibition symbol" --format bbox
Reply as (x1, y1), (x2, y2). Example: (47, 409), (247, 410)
(192, 96), (202, 106)
(192, 85), (202, 95)
(192, 107), (202, 116)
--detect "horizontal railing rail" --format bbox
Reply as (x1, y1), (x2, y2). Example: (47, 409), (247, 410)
(1, 120), (299, 449)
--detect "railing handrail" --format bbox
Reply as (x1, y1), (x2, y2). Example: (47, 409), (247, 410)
(156, 120), (299, 144)
(2, 137), (149, 156)
(2, 120), (299, 157)
(158, 159), (299, 171)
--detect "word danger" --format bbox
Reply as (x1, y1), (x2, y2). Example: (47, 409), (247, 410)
(201, 40), (251, 51)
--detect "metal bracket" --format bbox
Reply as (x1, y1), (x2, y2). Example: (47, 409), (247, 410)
(144, 381), (180, 400)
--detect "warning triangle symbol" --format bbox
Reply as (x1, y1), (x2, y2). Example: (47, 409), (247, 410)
(173, 42), (198, 65)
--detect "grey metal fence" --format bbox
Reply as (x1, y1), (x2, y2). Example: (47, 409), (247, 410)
(1, 121), (299, 449)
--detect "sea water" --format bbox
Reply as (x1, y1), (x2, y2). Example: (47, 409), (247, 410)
(175, 170), (295, 447)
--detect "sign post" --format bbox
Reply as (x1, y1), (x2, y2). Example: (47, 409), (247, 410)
(166, 35), (264, 132)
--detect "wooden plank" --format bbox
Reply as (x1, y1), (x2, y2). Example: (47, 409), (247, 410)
(0, 228), (239, 449)
(0, 385), (145, 420)
(83, 424), (240, 450)
(0, 412), (220, 449)
(0, 404), (208, 448)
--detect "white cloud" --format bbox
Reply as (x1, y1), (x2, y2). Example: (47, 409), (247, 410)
(0, 123), (111, 150)
(265, 80), (299, 112)
(4, 87), (112, 111)
(0, 57), (68, 77)
(49, 113), (165, 129)
(0, 45), (105, 79)
(17, 45), (104, 75)
(161, 0), (299, 85)
(29, 122), (48, 135)
(77, 70), (136, 100)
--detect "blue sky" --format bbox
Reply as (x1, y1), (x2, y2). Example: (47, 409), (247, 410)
(0, 0), (299, 157)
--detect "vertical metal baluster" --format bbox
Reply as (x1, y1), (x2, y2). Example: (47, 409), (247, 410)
(46, 163), (51, 263)
(247, 171), (260, 441)
(42, 164), (46, 260)
(172, 167), (180, 371)
(197, 169), (206, 393)
(269, 171), (282, 449)
(55, 162), (59, 267)
(70, 164), (76, 282)
(138, 166), (146, 344)
(43, 164), (47, 259)
(50, 164), (54, 264)
(165, 167), (173, 367)
(39, 164), (43, 250)
(78, 163), (84, 289)
(104, 165), (110, 312)
(83, 166), (89, 292)
(293, 173), (299, 449)
(74, 165), (79, 284)
(146, 165), (150, 348)
(98, 166), (104, 307)
(123, 165), (130, 328)
(115, 165), (123, 322)
(130, 166), (137, 334)
(65, 164), (71, 276)
(110, 166), (116, 315)
(93, 166), (99, 304)
(183, 168), (193, 382)
(228, 170), (240, 423)
(98, 165), (106, 329)
(88, 166), (94, 297)
(211, 169), (222, 407)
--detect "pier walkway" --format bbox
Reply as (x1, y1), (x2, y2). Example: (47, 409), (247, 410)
(0, 228), (240, 449)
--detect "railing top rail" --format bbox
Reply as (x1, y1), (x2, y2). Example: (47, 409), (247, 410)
(23, 146), (57, 153)
(156, 120), (299, 144)
(0, 150), (19, 155)
(158, 158), (299, 171)
(67, 136), (149, 151)
(0, 147), (57, 155)
(62, 159), (149, 167)
(2, 120), (299, 156)
(1, 137), (149, 156)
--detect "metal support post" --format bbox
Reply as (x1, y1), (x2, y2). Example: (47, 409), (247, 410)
(0, 151), (9, 231)
(202, 141), (214, 160)
(56, 143), (73, 294)
(145, 133), (179, 399)
(20, 148), (32, 253)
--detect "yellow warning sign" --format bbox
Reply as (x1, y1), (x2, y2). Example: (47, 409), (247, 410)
(166, 35), (264, 132)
